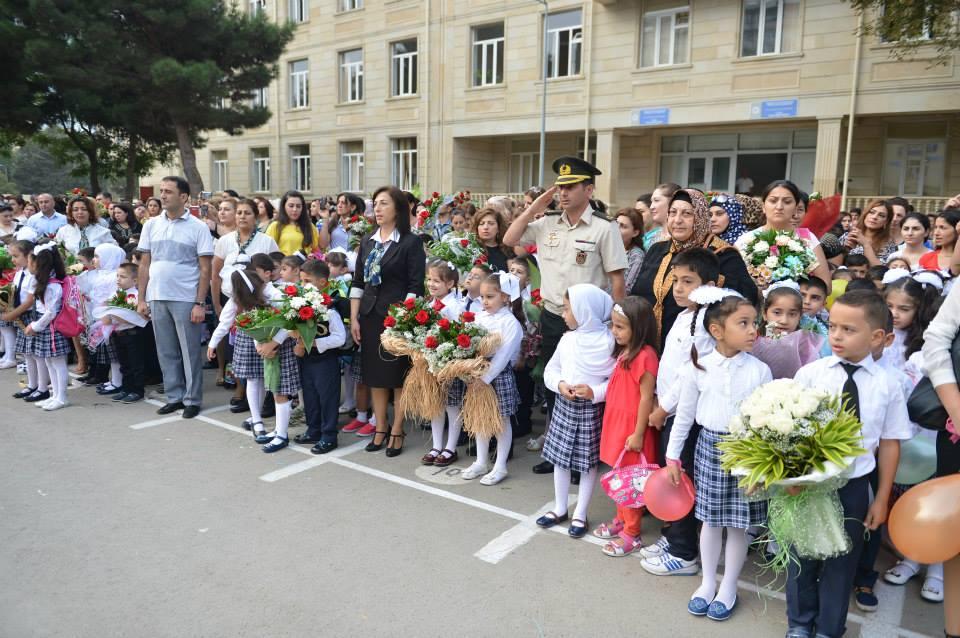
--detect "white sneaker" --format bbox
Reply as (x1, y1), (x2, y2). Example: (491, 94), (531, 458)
(884, 559), (920, 585)
(0, 359), (16, 369)
(479, 468), (508, 485)
(338, 402), (356, 414)
(461, 462), (490, 480)
(35, 398), (53, 409)
(640, 551), (699, 576)
(526, 434), (545, 451)
(43, 399), (69, 411)
(638, 536), (670, 560)
(921, 576), (944, 603)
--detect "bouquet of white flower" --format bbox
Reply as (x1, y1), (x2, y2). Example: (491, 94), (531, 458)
(742, 229), (818, 290)
(719, 379), (866, 571)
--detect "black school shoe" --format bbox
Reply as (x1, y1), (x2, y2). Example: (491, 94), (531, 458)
(13, 387), (36, 399)
(293, 433), (322, 445)
(532, 461), (554, 474)
(229, 399), (249, 413)
(156, 401), (184, 415)
(310, 441), (338, 455)
(121, 393), (143, 404)
(24, 390), (51, 403)
(182, 405), (200, 419)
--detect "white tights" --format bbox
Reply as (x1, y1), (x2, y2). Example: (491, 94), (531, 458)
(473, 415), (512, 472)
(0, 326), (15, 363)
(246, 378), (265, 424)
(43, 356), (68, 403)
(273, 398), (291, 440)
(26, 355), (49, 392)
(110, 362), (122, 387)
(693, 525), (749, 608)
(430, 406), (463, 455)
(553, 466), (599, 522)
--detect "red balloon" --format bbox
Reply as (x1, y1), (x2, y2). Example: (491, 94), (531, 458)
(644, 466), (696, 522)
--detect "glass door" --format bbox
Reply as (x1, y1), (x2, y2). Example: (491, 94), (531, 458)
(686, 154), (734, 192)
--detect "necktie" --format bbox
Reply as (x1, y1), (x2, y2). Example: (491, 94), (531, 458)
(79, 226), (89, 250)
(840, 362), (861, 421)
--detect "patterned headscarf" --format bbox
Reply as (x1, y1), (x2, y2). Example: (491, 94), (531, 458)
(710, 193), (748, 245)
(668, 189), (711, 251)
(735, 193), (765, 229)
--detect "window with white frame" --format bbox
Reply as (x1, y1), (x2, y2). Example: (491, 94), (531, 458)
(878, 3), (959, 42)
(252, 148), (271, 193)
(740, 0), (800, 57)
(641, 7), (690, 67)
(289, 59), (309, 108)
(250, 86), (269, 108)
(289, 0), (308, 23)
(391, 40), (418, 97)
(249, 0), (265, 15)
(472, 23), (504, 87)
(546, 9), (582, 78)
(290, 144), (311, 192)
(510, 152), (540, 193)
(391, 137), (417, 192)
(882, 140), (946, 197)
(339, 49), (364, 103)
(340, 141), (364, 193)
(212, 151), (228, 192)
(339, 0), (361, 12)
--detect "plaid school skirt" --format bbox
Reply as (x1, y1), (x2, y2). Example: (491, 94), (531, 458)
(445, 368), (520, 418)
(90, 339), (117, 366)
(542, 394), (604, 472)
(231, 332), (264, 380)
(694, 428), (767, 529)
(275, 338), (301, 397)
(14, 310), (38, 354)
(30, 325), (72, 358)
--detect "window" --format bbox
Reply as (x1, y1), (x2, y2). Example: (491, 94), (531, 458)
(472, 23), (504, 87)
(250, 86), (269, 108)
(212, 152), (228, 192)
(510, 152), (540, 193)
(391, 40), (418, 97)
(249, 0), (265, 15)
(546, 10), (582, 78)
(290, 144), (311, 192)
(289, 59), (309, 108)
(878, 4), (959, 42)
(577, 134), (597, 167)
(252, 148), (271, 193)
(391, 137), (418, 192)
(339, 0), (361, 11)
(740, 0), (800, 57)
(340, 142), (364, 193)
(641, 7), (689, 67)
(339, 49), (364, 103)
(883, 140), (946, 197)
(289, 0), (308, 22)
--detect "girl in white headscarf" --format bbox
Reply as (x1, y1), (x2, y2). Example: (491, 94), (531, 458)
(82, 243), (128, 394)
(537, 283), (617, 538)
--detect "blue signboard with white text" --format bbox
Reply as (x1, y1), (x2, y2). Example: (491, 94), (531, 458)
(631, 107), (671, 126)
(751, 99), (799, 119)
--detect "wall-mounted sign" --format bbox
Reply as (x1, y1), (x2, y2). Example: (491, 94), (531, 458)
(751, 98), (799, 119)
(631, 107), (671, 126)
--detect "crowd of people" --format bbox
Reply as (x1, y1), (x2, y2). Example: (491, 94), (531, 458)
(2, 161), (960, 638)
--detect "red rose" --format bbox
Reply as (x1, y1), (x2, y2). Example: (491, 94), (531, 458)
(461, 311), (475, 323)
(432, 191), (440, 199)
(284, 285), (298, 295)
(432, 299), (445, 312)
(415, 310), (430, 325)
(403, 298), (416, 310)
(456, 334), (472, 349)
(350, 216), (359, 223)
(321, 293), (332, 306)
(423, 199), (433, 207)
(438, 318), (450, 330)
(383, 315), (397, 328)
(237, 316), (251, 327)
(460, 239), (469, 247)
(476, 254), (488, 264)
(424, 335), (439, 349)
(525, 244), (538, 255)
(531, 288), (541, 300)
(298, 306), (315, 320)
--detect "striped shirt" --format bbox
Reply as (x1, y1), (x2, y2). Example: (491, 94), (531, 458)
(137, 210), (215, 302)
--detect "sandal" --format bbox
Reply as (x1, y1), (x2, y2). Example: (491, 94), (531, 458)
(433, 449), (458, 467)
(592, 519), (625, 539)
(385, 431), (406, 458)
(526, 434), (545, 452)
(421, 448), (441, 465)
(884, 560), (920, 585)
(921, 576), (944, 603)
(602, 532), (642, 557)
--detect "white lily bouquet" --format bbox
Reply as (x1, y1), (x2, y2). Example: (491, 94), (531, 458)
(718, 379), (866, 572)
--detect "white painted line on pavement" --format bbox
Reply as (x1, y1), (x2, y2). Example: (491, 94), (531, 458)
(129, 415), (185, 430)
(474, 499), (577, 565)
(258, 440), (369, 482)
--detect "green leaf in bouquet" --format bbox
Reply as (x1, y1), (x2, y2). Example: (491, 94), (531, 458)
(528, 261), (541, 291)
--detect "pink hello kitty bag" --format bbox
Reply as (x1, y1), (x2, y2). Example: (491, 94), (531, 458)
(601, 448), (660, 509)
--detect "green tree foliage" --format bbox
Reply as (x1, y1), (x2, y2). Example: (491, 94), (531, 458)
(850, 1), (960, 65)
(9, 138), (76, 195)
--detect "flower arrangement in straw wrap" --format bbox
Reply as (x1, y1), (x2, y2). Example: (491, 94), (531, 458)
(741, 228), (818, 289)
(345, 214), (373, 249)
(718, 379), (866, 573)
(381, 296), (446, 419)
(426, 232), (485, 276)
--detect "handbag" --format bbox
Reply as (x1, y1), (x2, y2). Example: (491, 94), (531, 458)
(908, 329), (960, 431)
(600, 448), (660, 509)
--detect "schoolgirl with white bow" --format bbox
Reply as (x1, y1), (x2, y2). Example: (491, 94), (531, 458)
(459, 271), (524, 485)
(665, 287), (773, 622)
(207, 268), (295, 450)
(537, 283), (617, 538)
(3, 241), (51, 405)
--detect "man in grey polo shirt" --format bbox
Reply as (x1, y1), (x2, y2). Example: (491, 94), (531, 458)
(137, 176), (214, 418)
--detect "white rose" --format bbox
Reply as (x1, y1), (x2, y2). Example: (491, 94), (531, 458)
(776, 235), (791, 246)
(787, 240), (803, 252)
(764, 255), (780, 269)
(729, 415), (745, 435)
(289, 297), (306, 309)
(769, 414), (794, 435)
(753, 240), (770, 254)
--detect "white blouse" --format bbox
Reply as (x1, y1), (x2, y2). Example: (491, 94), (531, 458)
(657, 307), (715, 416)
(54, 223), (116, 256)
(543, 331), (616, 404)
(923, 282), (960, 388)
(666, 350), (773, 461)
(29, 282), (63, 332)
(209, 283), (289, 349)
(213, 230), (280, 297)
(475, 306), (523, 385)
(435, 291), (463, 322)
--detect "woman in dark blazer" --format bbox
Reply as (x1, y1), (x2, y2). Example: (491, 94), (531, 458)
(350, 185), (426, 458)
(630, 188), (758, 348)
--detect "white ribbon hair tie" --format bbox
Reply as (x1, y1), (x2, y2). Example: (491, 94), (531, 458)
(881, 268), (911, 286)
(688, 285), (744, 307)
(497, 272), (522, 302)
(761, 279), (801, 299)
(612, 303), (626, 317)
(32, 243), (55, 256)
(913, 270), (944, 291)
(237, 269), (255, 293)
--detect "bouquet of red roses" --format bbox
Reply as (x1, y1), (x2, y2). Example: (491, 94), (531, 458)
(273, 282), (334, 348)
(236, 306), (288, 391)
(381, 296), (445, 419)
(346, 214), (374, 249)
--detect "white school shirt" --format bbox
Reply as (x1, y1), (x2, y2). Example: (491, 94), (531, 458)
(462, 293), (482, 313)
(543, 330), (616, 404)
(876, 352), (921, 438)
(474, 306), (523, 385)
(666, 350), (773, 461)
(434, 291), (463, 322)
(29, 282), (63, 332)
(208, 283), (289, 349)
(657, 307), (714, 416)
(794, 355), (914, 479)
(13, 269), (36, 305)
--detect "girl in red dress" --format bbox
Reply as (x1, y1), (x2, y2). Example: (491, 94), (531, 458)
(594, 296), (660, 556)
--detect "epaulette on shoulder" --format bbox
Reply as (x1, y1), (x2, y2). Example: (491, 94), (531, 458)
(544, 210), (562, 216)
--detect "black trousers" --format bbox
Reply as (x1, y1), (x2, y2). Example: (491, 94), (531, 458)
(300, 354), (341, 444)
(113, 328), (145, 396)
(538, 309), (567, 419)
(661, 416), (701, 561)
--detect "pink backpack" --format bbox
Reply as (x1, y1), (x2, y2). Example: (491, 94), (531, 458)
(49, 276), (85, 339)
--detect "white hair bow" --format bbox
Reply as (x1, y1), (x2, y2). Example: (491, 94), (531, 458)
(32, 243), (55, 256)
(688, 285), (744, 306)
(237, 269), (255, 293)
(761, 279), (801, 299)
(913, 270), (943, 291)
(497, 272), (521, 302)
(881, 268), (911, 286)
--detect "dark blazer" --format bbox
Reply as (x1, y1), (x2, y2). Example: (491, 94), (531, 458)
(352, 230), (426, 318)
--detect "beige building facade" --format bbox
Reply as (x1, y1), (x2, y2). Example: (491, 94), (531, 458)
(145, 0), (960, 211)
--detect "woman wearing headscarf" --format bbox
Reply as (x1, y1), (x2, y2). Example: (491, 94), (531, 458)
(630, 189), (758, 347)
(80, 243), (127, 391)
(708, 194), (748, 246)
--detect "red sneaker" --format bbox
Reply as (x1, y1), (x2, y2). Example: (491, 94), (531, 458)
(342, 418), (367, 433)
(354, 421), (378, 437)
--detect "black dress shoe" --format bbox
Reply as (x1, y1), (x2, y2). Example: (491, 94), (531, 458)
(568, 518), (588, 538)
(96, 384), (123, 395)
(24, 390), (51, 403)
(182, 405), (200, 419)
(532, 461), (555, 474)
(535, 512), (569, 528)
(229, 400), (249, 414)
(13, 387), (37, 399)
(156, 401), (185, 415)
(230, 397), (243, 406)
(293, 433), (322, 445)
(262, 436), (288, 453)
(310, 441), (338, 455)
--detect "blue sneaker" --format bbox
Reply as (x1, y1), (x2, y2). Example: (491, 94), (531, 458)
(687, 597), (710, 616)
(640, 551), (699, 576)
(707, 597), (736, 621)
(854, 586), (878, 612)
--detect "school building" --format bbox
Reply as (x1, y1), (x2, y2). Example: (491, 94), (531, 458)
(144, 0), (960, 211)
